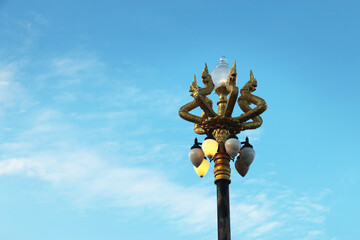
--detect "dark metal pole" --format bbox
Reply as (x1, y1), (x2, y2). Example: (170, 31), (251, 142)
(214, 142), (231, 240)
(217, 179), (231, 240)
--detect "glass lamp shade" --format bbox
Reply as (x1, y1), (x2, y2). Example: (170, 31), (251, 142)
(235, 157), (249, 177)
(194, 158), (210, 178)
(202, 138), (218, 158)
(189, 148), (204, 167)
(225, 138), (241, 158)
(240, 147), (255, 166)
(211, 56), (232, 90)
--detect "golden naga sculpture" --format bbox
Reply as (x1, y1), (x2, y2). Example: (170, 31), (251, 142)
(179, 60), (267, 142)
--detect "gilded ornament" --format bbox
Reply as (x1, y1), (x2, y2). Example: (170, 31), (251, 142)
(179, 59), (267, 182)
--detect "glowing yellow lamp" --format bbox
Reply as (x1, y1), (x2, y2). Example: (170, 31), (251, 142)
(194, 158), (210, 178)
(202, 134), (218, 158)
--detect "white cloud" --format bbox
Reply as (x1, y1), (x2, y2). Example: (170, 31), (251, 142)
(229, 178), (331, 239)
(251, 221), (281, 237)
(0, 152), (217, 234)
(0, 63), (16, 82)
(0, 158), (29, 175)
(241, 128), (263, 141)
(51, 56), (103, 77)
(0, 148), (331, 239)
(0, 62), (33, 112)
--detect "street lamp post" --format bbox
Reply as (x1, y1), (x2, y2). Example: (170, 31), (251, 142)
(179, 57), (267, 240)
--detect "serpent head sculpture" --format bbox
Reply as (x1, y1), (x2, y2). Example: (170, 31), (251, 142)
(179, 61), (267, 139)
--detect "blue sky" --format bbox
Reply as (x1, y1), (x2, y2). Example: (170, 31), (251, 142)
(0, 0), (359, 239)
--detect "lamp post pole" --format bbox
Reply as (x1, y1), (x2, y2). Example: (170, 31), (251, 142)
(215, 143), (231, 239)
(217, 179), (231, 239)
(179, 57), (267, 240)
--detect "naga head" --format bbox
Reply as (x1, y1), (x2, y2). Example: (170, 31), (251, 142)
(227, 61), (237, 86)
(242, 70), (257, 93)
(201, 63), (214, 87)
(189, 74), (199, 94)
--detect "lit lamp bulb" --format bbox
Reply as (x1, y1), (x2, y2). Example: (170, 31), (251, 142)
(225, 132), (241, 158)
(188, 138), (204, 167)
(202, 133), (218, 159)
(194, 158), (210, 178)
(211, 56), (232, 90)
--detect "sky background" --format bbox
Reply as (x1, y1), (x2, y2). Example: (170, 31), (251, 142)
(0, 0), (359, 239)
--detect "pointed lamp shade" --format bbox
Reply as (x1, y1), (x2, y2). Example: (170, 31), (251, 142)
(202, 133), (218, 159)
(235, 155), (249, 177)
(211, 56), (232, 90)
(188, 138), (204, 167)
(194, 158), (210, 178)
(240, 137), (255, 166)
(225, 133), (241, 158)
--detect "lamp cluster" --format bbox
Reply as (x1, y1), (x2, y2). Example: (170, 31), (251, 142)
(188, 134), (256, 178)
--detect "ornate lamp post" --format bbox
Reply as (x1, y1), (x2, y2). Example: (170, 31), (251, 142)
(179, 57), (267, 240)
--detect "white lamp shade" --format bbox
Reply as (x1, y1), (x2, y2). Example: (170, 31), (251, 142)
(202, 138), (218, 158)
(225, 138), (241, 158)
(211, 56), (232, 90)
(189, 148), (204, 167)
(240, 147), (255, 166)
(194, 158), (210, 178)
(235, 157), (249, 177)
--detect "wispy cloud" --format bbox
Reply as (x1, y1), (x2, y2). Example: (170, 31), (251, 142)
(0, 151), (216, 233)
(51, 54), (104, 78)
(231, 179), (331, 240)
(241, 128), (263, 141)
(0, 148), (331, 239)
(0, 62), (34, 113)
